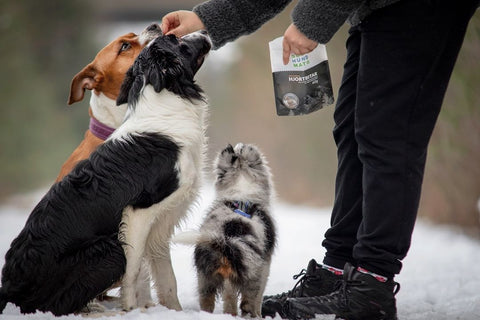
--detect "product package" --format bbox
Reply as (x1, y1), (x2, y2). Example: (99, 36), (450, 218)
(269, 37), (334, 116)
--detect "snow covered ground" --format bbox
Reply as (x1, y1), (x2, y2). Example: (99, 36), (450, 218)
(1, 186), (479, 320)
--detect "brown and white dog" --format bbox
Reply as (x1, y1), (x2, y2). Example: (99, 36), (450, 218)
(56, 23), (162, 182)
(57, 23), (162, 308)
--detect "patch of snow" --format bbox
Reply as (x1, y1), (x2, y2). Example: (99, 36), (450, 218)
(1, 185), (479, 319)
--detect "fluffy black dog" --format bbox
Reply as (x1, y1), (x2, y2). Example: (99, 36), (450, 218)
(0, 31), (211, 316)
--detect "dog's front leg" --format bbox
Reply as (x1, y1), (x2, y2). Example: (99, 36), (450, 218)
(145, 218), (182, 311)
(120, 206), (155, 311)
(135, 260), (154, 308)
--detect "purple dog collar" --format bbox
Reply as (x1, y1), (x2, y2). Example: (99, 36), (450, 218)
(89, 117), (115, 140)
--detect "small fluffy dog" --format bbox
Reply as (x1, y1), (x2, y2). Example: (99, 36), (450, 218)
(188, 143), (276, 317)
(0, 32), (211, 316)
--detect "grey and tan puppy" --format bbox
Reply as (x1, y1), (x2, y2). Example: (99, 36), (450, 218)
(179, 143), (276, 317)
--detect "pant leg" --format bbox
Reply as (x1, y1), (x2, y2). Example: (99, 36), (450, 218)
(352, 0), (479, 277)
(322, 27), (363, 270)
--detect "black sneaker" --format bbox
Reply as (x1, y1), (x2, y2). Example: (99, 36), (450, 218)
(262, 259), (341, 318)
(283, 263), (400, 320)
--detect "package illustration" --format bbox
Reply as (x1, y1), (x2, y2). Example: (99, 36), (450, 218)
(269, 37), (334, 116)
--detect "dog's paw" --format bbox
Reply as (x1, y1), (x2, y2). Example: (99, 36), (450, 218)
(122, 305), (135, 312)
(142, 301), (156, 309)
(217, 144), (239, 169)
(120, 300), (153, 312)
(80, 311), (127, 318)
(121, 295), (137, 312)
(79, 301), (106, 314)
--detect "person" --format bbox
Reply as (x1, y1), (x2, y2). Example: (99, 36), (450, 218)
(161, 1), (479, 319)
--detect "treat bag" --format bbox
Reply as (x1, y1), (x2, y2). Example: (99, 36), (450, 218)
(269, 36), (334, 116)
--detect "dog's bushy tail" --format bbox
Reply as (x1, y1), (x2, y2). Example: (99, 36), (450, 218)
(0, 288), (8, 314)
(172, 230), (212, 246)
(194, 237), (242, 281)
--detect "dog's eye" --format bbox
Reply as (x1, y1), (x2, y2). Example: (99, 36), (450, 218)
(119, 42), (131, 53)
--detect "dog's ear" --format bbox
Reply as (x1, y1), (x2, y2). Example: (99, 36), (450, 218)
(145, 64), (165, 93)
(225, 144), (235, 154)
(217, 144), (239, 169)
(116, 65), (145, 107)
(145, 48), (178, 93)
(68, 65), (101, 105)
(116, 66), (134, 106)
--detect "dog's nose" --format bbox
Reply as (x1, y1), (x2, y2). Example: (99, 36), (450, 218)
(147, 23), (161, 31)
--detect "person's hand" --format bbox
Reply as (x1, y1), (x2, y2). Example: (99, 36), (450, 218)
(282, 23), (318, 65)
(161, 10), (205, 37)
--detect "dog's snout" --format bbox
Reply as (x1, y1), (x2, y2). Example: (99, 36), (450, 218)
(147, 23), (161, 32)
(199, 30), (208, 36)
(140, 23), (163, 45)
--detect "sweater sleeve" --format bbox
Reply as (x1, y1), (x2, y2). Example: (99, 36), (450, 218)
(292, 0), (364, 44)
(193, 0), (292, 49)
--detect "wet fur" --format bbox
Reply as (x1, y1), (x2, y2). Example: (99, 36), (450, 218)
(113, 32), (211, 312)
(0, 32), (210, 316)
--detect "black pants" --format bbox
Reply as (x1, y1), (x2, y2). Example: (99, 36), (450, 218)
(322, 0), (479, 277)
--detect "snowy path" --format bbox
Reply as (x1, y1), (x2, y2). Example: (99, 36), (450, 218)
(0, 187), (479, 319)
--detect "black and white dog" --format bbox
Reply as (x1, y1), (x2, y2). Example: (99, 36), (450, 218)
(0, 31), (211, 316)
(115, 31), (210, 312)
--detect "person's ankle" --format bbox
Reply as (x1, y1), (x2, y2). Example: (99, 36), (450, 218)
(356, 266), (389, 283)
(321, 264), (344, 276)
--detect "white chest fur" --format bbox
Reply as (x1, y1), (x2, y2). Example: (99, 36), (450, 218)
(90, 92), (128, 128)
(110, 87), (207, 145)
(110, 87), (208, 191)
(117, 86), (209, 311)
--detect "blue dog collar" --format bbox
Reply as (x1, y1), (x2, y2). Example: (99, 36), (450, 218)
(230, 201), (252, 219)
(234, 208), (252, 219)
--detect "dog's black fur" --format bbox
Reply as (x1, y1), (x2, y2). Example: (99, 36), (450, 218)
(117, 33), (209, 106)
(194, 203), (276, 281)
(0, 32), (210, 316)
(0, 133), (180, 315)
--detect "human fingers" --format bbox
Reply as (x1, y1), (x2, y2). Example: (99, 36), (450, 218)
(161, 10), (205, 37)
(161, 12), (180, 34)
(283, 24), (317, 59)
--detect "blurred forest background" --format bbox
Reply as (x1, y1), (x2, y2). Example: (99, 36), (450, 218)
(0, 0), (479, 234)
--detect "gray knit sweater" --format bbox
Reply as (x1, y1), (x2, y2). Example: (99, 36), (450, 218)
(193, 0), (400, 49)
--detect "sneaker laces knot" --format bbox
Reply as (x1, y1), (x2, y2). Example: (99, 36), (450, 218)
(265, 269), (310, 300)
(292, 268), (307, 281)
(291, 269), (308, 296)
